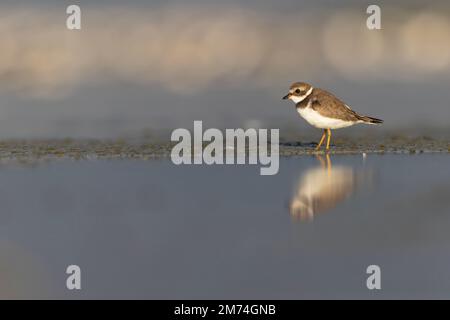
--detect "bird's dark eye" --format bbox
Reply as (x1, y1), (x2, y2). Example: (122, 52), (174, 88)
(295, 89), (301, 94)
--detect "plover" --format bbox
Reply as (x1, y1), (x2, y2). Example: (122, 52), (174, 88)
(283, 82), (383, 151)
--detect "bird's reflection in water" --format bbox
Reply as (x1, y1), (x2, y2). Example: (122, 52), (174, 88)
(290, 154), (371, 221)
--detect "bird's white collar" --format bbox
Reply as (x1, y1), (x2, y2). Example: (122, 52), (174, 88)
(291, 87), (313, 104)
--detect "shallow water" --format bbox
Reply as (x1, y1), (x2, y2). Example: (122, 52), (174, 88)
(0, 154), (449, 299)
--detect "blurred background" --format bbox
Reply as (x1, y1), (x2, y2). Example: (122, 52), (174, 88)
(0, 0), (449, 138)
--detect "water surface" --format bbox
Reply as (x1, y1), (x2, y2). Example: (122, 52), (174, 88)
(0, 154), (449, 299)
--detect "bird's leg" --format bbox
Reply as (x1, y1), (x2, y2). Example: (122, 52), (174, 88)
(315, 130), (327, 151)
(326, 129), (332, 151)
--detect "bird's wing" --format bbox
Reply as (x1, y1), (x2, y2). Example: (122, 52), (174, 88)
(310, 89), (362, 122)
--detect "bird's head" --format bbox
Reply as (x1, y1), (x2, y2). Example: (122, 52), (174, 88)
(283, 82), (313, 104)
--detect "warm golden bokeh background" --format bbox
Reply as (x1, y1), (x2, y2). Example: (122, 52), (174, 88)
(0, 1), (449, 137)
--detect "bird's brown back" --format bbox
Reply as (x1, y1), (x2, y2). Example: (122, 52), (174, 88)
(296, 88), (363, 122)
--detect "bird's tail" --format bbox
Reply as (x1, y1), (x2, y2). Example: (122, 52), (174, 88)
(358, 115), (383, 125)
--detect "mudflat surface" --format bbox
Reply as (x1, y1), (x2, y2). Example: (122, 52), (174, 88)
(278, 135), (450, 155)
(0, 136), (447, 162)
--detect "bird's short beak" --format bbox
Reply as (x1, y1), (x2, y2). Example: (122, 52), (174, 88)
(282, 93), (291, 100)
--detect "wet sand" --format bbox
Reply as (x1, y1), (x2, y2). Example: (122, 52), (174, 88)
(0, 136), (447, 162)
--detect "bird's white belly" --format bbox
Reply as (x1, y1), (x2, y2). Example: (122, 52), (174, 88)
(297, 107), (354, 129)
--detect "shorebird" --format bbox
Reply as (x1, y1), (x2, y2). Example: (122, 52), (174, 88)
(283, 82), (383, 151)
